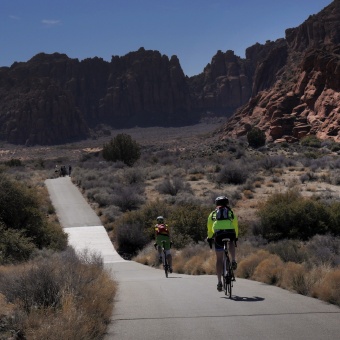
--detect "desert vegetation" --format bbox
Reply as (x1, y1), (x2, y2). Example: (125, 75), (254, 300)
(0, 165), (117, 339)
(1, 122), (340, 338)
(0, 248), (116, 340)
(69, 126), (340, 307)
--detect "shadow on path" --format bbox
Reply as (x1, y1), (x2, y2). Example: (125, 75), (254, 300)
(221, 295), (265, 302)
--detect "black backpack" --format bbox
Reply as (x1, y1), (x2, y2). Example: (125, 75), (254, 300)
(213, 206), (234, 221)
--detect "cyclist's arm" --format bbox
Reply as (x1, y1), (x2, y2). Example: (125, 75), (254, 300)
(207, 211), (214, 238)
(232, 213), (239, 238)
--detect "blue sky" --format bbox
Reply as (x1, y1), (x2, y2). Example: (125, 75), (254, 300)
(0, 0), (332, 76)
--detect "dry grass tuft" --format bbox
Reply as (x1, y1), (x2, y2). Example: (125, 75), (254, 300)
(311, 269), (340, 306)
(237, 250), (271, 279)
(252, 254), (283, 285)
(279, 262), (307, 293)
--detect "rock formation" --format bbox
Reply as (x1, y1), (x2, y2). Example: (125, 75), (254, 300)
(0, 1), (339, 145)
(221, 0), (340, 143)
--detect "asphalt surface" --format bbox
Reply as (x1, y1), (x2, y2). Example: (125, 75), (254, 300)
(45, 177), (124, 263)
(45, 177), (340, 340)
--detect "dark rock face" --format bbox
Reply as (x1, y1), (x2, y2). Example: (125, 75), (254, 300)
(0, 48), (193, 145)
(0, 2), (339, 145)
(222, 0), (340, 143)
(188, 50), (253, 116)
(0, 54), (90, 145)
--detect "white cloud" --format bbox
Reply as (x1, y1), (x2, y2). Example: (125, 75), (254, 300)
(9, 15), (20, 20)
(42, 19), (61, 26)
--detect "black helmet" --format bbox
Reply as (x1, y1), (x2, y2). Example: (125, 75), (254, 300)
(215, 196), (229, 206)
(156, 216), (164, 223)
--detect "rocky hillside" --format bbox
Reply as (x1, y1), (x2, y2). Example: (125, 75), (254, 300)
(221, 0), (340, 143)
(0, 49), (192, 145)
(0, 1), (338, 145)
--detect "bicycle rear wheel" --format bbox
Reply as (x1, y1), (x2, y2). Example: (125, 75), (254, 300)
(226, 271), (232, 298)
(163, 252), (168, 278)
(224, 259), (233, 298)
(222, 253), (227, 293)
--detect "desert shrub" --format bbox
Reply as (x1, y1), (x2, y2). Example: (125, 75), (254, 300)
(133, 242), (215, 274)
(113, 200), (211, 256)
(0, 223), (36, 264)
(121, 167), (145, 185)
(113, 200), (170, 255)
(330, 143), (340, 152)
(0, 248), (117, 339)
(115, 222), (150, 257)
(260, 155), (296, 171)
(181, 252), (213, 275)
(216, 162), (249, 185)
(279, 262), (309, 294)
(168, 203), (211, 247)
(102, 133), (141, 166)
(93, 190), (113, 207)
(308, 156), (333, 171)
(300, 171), (318, 183)
(327, 202), (340, 236)
(4, 158), (22, 167)
(257, 189), (331, 241)
(252, 254), (283, 284)
(111, 184), (145, 212)
(305, 234), (340, 266)
(133, 242), (158, 266)
(266, 239), (308, 263)
(0, 174), (67, 264)
(311, 269), (340, 306)
(300, 135), (321, 148)
(156, 176), (191, 196)
(331, 173), (340, 185)
(237, 249), (271, 279)
(247, 127), (266, 148)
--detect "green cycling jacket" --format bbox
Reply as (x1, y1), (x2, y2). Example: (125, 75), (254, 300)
(207, 208), (238, 238)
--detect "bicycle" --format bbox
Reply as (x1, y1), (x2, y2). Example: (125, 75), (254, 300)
(161, 240), (170, 278)
(221, 238), (236, 298)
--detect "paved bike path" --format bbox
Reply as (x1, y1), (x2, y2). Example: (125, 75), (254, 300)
(105, 261), (340, 340)
(45, 177), (124, 263)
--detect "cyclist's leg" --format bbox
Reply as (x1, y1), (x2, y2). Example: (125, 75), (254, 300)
(229, 241), (236, 262)
(224, 230), (237, 263)
(156, 245), (163, 263)
(162, 238), (172, 269)
(167, 253), (172, 267)
(215, 250), (224, 283)
(214, 231), (225, 285)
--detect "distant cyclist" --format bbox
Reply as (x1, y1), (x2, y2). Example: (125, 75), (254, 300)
(154, 216), (173, 273)
(207, 196), (238, 291)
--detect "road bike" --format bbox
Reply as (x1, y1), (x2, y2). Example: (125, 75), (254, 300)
(161, 240), (170, 277)
(161, 240), (171, 278)
(154, 240), (171, 277)
(221, 238), (236, 298)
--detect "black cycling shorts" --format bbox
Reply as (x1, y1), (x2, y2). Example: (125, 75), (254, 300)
(214, 230), (236, 251)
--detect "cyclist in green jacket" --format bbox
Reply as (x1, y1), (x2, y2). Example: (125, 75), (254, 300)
(154, 216), (173, 273)
(207, 196), (238, 291)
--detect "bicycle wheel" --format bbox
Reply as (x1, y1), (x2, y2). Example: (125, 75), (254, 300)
(222, 252), (228, 294)
(226, 264), (232, 298)
(163, 252), (168, 278)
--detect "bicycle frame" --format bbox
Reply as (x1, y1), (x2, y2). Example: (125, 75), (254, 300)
(161, 240), (170, 278)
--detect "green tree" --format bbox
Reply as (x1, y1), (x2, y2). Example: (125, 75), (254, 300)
(247, 127), (266, 148)
(102, 133), (141, 166)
